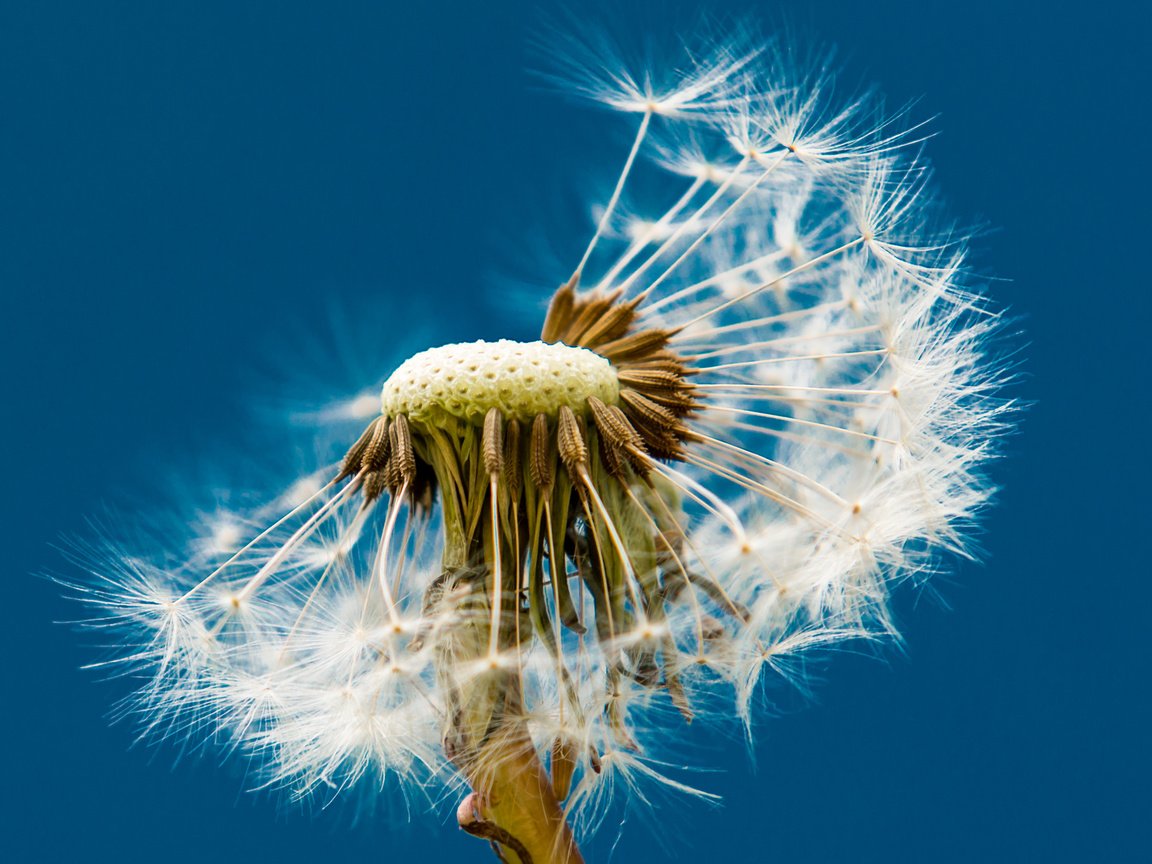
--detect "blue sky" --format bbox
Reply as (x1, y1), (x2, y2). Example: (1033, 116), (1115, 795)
(2, 1), (1147, 861)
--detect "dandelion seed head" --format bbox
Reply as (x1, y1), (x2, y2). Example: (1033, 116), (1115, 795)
(67, 18), (1016, 858)
(381, 339), (620, 425)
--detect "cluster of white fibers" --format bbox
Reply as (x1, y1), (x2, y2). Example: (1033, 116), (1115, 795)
(69, 22), (1014, 849)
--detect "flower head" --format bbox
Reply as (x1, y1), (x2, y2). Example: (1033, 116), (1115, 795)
(72, 23), (1012, 863)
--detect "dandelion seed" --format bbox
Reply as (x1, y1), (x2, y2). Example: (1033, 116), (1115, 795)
(69, 21), (1014, 864)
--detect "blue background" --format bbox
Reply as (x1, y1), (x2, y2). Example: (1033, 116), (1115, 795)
(3, 1), (1148, 861)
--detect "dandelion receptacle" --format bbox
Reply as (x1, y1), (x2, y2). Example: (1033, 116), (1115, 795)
(71, 23), (1013, 864)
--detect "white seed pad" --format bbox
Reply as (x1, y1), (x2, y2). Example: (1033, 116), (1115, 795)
(381, 339), (619, 425)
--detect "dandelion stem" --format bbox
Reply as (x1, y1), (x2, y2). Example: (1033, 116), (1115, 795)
(457, 736), (584, 863)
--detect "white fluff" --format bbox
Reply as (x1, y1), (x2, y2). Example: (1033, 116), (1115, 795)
(72, 21), (1014, 841)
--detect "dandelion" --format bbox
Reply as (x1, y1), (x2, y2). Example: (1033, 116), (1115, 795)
(70, 23), (1012, 864)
